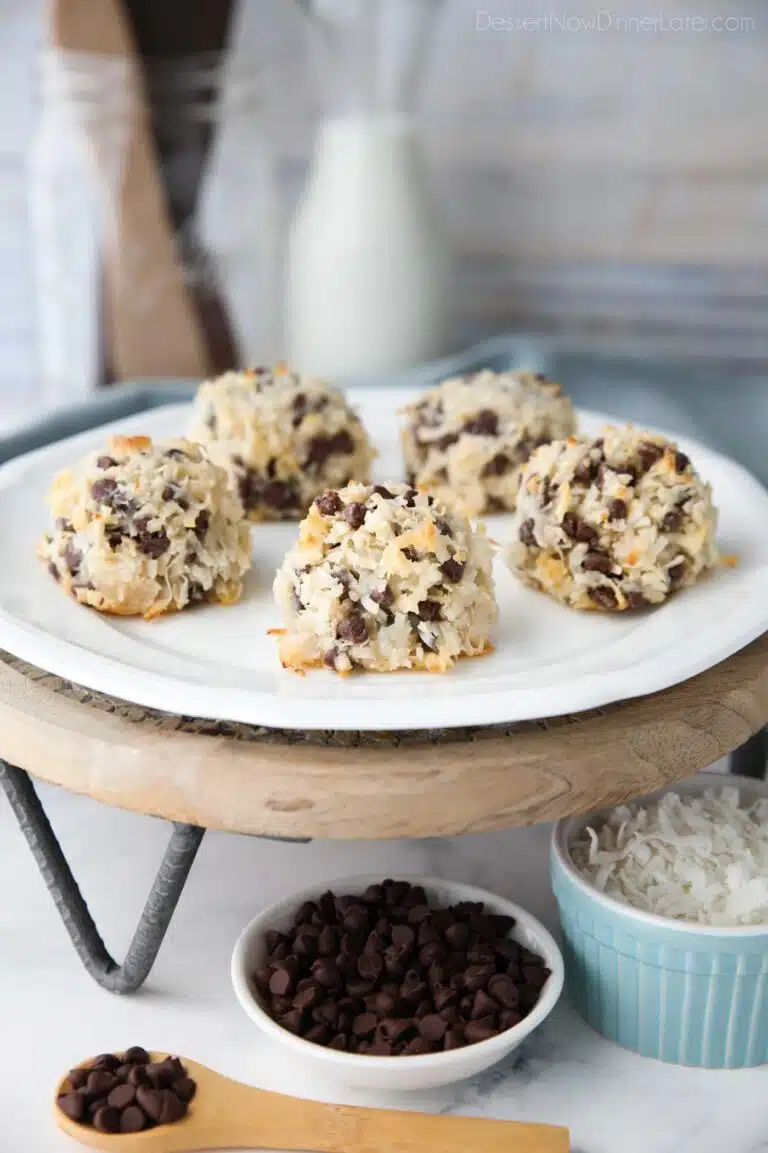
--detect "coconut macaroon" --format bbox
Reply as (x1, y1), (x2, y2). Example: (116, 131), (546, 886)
(272, 482), (497, 674)
(188, 365), (375, 522)
(506, 426), (719, 612)
(39, 435), (252, 619)
(400, 369), (576, 517)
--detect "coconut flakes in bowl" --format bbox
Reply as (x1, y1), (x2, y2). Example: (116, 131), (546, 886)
(570, 786), (768, 926)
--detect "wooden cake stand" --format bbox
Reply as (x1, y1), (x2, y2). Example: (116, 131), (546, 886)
(0, 639), (766, 994)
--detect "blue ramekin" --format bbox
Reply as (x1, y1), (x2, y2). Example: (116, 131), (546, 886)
(551, 772), (768, 1068)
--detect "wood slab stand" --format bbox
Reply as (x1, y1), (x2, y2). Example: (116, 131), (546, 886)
(0, 637), (765, 993)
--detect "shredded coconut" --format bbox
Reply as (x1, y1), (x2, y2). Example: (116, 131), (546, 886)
(569, 787), (768, 926)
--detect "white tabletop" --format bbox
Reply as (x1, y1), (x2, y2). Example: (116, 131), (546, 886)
(2, 765), (766, 1153)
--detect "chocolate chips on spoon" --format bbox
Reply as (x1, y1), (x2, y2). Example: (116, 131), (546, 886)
(56, 1048), (196, 1133)
(253, 881), (551, 1056)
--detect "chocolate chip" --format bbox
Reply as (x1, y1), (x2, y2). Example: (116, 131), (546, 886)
(488, 973), (520, 1007)
(86, 1070), (117, 1096)
(626, 590), (649, 609)
(312, 958), (342, 988)
(482, 453), (511, 476)
(402, 546), (418, 561)
(435, 432), (459, 452)
(97, 455), (117, 470)
(324, 647), (339, 669)
(440, 557), (465, 583)
(589, 586), (618, 610)
(120, 1106), (147, 1133)
(472, 989), (499, 1018)
(608, 499), (627, 521)
(194, 510), (210, 539)
(91, 478), (118, 503)
(574, 452), (600, 485)
(127, 1066), (148, 1088)
(464, 1018), (497, 1044)
(57, 1091), (86, 1122)
(582, 551), (614, 574)
(343, 502), (366, 529)
(675, 451), (690, 473)
(337, 611), (367, 645)
(519, 519), (537, 547)
(269, 968), (294, 997)
(402, 488), (418, 508)
(464, 410), (499, 436)
(419, 1014), (447, 1042)
(352, 1012), (377, 1038)
(107, 1083), (136, 1109)
(662, 509), (682, 532)
(174, 1077), (197, 1103)
(92, 1106), (121, 1133)
(373, 485), (393, 499)
(315, 491), (342, 516)
(264, 481), (298, 511)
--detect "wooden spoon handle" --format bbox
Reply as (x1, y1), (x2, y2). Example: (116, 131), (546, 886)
(225, 1089), (569, 1153)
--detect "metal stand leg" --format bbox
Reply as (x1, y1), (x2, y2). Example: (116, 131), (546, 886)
(0, 761), (204, 993)
(729, 727), (767, 780)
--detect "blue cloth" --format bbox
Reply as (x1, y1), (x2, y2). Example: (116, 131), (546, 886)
(1, 336), (765, 483)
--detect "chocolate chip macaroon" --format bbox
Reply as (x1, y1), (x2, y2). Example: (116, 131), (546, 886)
(506, 425), (720, 611)
(188, 365), (375, 522)
(39, 435), (252, 619)
(272, 482), (497, 673)
(401, 369), (576, 517)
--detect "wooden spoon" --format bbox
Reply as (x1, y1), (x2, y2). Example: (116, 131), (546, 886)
(54, 1054), (569, 1152)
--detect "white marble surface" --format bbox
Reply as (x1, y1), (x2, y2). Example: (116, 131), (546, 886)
(2, 769), (767, 1153)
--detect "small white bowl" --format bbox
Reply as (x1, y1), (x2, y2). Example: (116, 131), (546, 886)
(231, 874), (564, 1091)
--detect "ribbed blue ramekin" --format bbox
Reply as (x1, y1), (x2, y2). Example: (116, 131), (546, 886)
(551, 773), (768, 1068)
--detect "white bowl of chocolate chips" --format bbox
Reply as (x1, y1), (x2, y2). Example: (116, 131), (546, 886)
(231, 875), (564, 1091)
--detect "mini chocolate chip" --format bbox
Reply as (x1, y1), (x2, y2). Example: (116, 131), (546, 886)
(324, 647), (339, 669)
(57, 1092), (86, 1122)
(194, 510), (210, 539)
(343, 502), (366, 529)
(371, 585), (393, 610)
(373, 485), (393, 499)
(137, 529), (170, 559)
(519, 519), (536, 547)
(675, 451), (690, 473)
(435, 432), (459, 452)
(63, 541), (82, 575)
(626, 590), (650, 609)
(662, 509), (682, 532)
(418, 599), (441, 622)
(482, 452), (511, 476)
(668, 560), (686, 585)
(582, 551), (614, 574)
(92, 1106), (121, 1133)
(337, 611), (367, 644)
(589, 586), (618, 610)
(48, 561), (60, 581)
(315, 491), (342, 516)
(402, 546), (418, 561)
(464, 410), (499, 436)
(402, 488), (418, 508)
(120, 1106), (146, 1133)
(97, 455), (117, 470)
(440, 557), (465, 582)
(562, 512), (598, 543)
(91, 478), (117, 503)
(608, 498), (627, 521)
(574, 456), (598, 485)
(637, 442), (664, 473)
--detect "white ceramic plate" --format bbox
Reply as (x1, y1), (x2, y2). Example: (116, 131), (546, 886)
(0, 388), (765, 731)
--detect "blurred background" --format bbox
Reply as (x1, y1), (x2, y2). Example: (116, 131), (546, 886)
(0, 0), (765, 471)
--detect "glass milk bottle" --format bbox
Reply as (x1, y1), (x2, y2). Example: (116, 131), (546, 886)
(287, 0), (452, 378)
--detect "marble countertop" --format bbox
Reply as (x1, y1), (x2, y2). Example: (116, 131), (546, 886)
(2, 768), (766, 1153)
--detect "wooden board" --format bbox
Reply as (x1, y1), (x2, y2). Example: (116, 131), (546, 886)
(0, 638), (765, 840)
